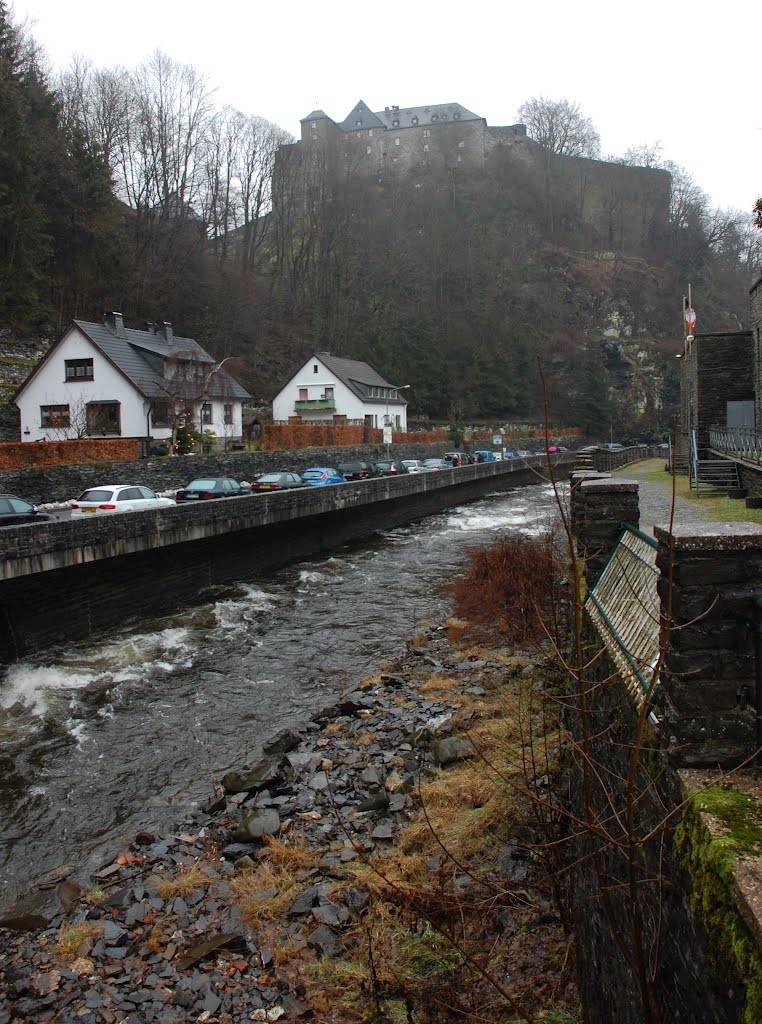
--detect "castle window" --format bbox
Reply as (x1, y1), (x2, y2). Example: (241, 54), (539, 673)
(454, 112), (460, 120)
(311, 121), (317, 128)
(423, 129), (431, 138)
(432, 115), (439, 121)
(367, 146), (372, 154)
(412, 116), (418, 124)
(458, 140), (465, 148)
(457, 154), (462, 163)
(368, 130), (372, 137)
(442, 114), (448, 120)
(394, 137), (400, 146)
(423, 143), (429, 152)
(356, 120), (362, 126)
(392, 119), (399, 127)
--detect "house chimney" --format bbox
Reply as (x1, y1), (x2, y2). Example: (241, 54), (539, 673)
(103, 311), (126, 337)
(145, 321), (156, 334)
(157, 321), (174, 344)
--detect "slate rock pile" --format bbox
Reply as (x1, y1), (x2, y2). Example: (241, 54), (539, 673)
(0, 626), (547, 1023)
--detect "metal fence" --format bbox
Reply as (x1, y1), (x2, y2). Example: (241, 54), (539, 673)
(584, 523), (661, 717)
(709, 425), (762, 464)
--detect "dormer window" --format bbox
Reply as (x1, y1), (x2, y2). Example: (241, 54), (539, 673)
(356, 120), (362, 126)
(454, 112), (461, 120)
(392, 119), (399, 127)
(432, 115), (439, 122)
(412, 116), (418, 124)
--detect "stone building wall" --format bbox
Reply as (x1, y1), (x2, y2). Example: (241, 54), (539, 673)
(679, 331), (753, 450)
(751, 276), (762, 429)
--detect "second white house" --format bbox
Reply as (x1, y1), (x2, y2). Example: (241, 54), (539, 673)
(272, 352), (409, 429)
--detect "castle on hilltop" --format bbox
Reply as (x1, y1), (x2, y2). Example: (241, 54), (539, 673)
(275, 98), (672, 258)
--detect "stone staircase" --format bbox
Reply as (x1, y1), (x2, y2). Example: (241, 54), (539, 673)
(692, 458), (745, 497)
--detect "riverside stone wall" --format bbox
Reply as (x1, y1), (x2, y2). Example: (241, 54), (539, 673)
(655, 522), (762, 768)
(569, 479), (762, 1022)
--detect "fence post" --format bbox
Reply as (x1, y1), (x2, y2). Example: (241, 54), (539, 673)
(573, 477), (640, 587)
(655, 522), (762, 767)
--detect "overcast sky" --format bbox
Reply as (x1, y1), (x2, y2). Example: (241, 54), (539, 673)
(13, 0), (760, 215)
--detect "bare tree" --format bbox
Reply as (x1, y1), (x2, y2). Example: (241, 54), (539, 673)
(517, 96), (601, 159)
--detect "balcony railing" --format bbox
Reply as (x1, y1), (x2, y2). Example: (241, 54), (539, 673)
(709, 425), (762, 463)
(294, 399), (337, 412)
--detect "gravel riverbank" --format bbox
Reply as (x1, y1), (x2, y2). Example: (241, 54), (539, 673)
(0, 621), (576, 1024)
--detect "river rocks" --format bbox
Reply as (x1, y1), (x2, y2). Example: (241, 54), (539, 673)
(221, 755), (286, 794)
(0, 621), (555, 1023)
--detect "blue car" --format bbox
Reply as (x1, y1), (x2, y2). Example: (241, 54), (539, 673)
(472, 450), (498, 463)
(301, 467), (346, 486)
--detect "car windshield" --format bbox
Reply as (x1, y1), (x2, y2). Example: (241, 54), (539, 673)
(302, 471), (325, 478)
(185, 479), (218, 489)
(77, 489), (113, 502)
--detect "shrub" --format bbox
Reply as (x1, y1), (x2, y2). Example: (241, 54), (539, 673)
(451, 530), (560, 644)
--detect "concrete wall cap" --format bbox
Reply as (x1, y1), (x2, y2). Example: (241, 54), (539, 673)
(654, 522), (762, 548)
(579, 478), (638, 492)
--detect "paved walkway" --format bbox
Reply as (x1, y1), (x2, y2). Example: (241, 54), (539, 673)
(613, 461), (717, 536)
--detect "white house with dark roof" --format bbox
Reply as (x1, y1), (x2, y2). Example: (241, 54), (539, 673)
(13, 313), (250, 444)
(272, 353), (409, 429)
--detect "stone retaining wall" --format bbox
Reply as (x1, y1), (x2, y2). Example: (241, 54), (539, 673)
(0, 442), (451, 505)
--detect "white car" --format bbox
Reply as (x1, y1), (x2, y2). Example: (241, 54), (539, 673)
(401, 460), (425, 473)
(70, 485), (176, 517)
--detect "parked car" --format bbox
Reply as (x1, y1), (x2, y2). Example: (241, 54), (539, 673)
(70, 485), (176, 517)
(175, 477), (250, 501)
(443, 452), (466, 466)
(251, 472), (306, 492)
(0, 494), (57, 526)
(400, 459), (426, 473)
(515, 450), (533, 458)
(375, 460), (410, 475)
(422, 458), (449, 471)
(601, 443), (624, 451)
(337, 461), (379, 481)
(473, 450), (498, 463)
(301, 467), (346, 486)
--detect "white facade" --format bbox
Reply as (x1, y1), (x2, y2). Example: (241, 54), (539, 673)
(272, 355), (408, 429)
(14, 325), (245, 443)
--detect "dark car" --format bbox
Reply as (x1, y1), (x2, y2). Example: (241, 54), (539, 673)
(0, 494), (57, 526)
(175, 477), (250, 501)
(251, 472), (305, 492)
(337, 461), (379, 481)
(375, 460), (410, 475)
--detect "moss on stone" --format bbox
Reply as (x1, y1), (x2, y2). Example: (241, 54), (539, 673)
(675, 785), (762, 1024)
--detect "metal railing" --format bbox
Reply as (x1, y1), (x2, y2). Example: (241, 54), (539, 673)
(585, 523), (661, 718)
(709, 424), (762, 464)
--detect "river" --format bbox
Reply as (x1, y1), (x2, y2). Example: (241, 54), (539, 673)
(0, 481), (561, 909)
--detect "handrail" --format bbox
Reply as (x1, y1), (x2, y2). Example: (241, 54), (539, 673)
(709, 424), (762, 465)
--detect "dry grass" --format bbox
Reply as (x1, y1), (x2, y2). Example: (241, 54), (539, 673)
(153, 864), (212, 901)
(417, 673), (460, 694)
(231, 859), (315, 928)
(56, 920), (102, 961)
(262, 833), (320, 872)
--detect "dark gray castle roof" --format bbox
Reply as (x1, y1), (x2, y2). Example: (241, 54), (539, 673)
(338, 100), (386, 132)
(300, 109), (330, 123)
(375, 102), (482, 128)
(316, 352), (408, 404)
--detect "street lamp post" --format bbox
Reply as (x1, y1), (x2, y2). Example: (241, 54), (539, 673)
(385, 384), (411, 459)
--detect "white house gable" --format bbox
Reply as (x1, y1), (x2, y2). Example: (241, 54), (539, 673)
(16, 326), (145, 442)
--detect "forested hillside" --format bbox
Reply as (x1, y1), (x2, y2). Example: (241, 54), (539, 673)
(0, 3), (758, 439)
